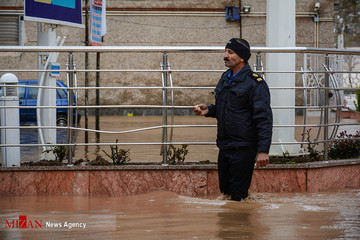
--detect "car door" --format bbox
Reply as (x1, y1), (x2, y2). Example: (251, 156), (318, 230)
(19, 81), (37, 124)
(56, 80), (68, 118)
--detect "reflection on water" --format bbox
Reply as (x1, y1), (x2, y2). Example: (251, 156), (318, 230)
(1, 114), (359, 163)
(0, 189), (359, 239)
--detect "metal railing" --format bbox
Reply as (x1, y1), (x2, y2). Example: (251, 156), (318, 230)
(0, 46), (360, 164)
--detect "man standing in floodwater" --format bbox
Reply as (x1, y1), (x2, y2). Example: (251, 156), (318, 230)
(193, 38), (273, 201)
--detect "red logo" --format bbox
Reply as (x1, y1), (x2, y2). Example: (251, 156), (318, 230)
(5, 215), (42, 229)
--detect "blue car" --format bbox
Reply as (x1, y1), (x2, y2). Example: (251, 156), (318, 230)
(0, 80), (81, 125)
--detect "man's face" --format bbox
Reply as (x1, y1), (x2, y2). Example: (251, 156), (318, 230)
(224, 48), (243, 69)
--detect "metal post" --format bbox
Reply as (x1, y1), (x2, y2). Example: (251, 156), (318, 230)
(239, 0), (242, 38)
(67, 52), (74, 165)
(161, 53), (168, 164)
(84, 0), (89, 144)
(324, 54), (330, 161)
(95, 52), (100, 143)
(255, 53), (262, 75)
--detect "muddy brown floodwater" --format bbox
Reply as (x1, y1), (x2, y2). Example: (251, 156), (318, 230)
(1, 115), (359, 239)
(75, 115), (218, 163)
(74, 114), (360, 163)
(0, 189), (359, 239)
(4, 114), (358, 163)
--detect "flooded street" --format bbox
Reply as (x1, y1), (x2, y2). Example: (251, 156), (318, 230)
(11, 115), (219, 163)
(0, 189), (359, 239)
(7, 113), (359, 163)
(0, 109), (358, 163)
(75, 115), (218, 163)
(1, 114), (359, 239)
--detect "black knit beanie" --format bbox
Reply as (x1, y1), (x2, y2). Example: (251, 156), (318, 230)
(225, 38), (251, 62)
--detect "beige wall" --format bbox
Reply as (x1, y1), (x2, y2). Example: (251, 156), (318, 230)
(0, 0), (337, 114)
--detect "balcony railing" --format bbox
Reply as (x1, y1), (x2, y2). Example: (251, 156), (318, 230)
(0, 46), (359, 164)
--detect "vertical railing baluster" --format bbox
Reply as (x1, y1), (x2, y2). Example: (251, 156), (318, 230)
(324, 54), (330, 161)
(255, 52), (262, 76)
(67, 52), (74, 165)
(161, 53), (168, 165)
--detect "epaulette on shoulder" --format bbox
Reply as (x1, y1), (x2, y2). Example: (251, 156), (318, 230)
(249, 72), (264, 83)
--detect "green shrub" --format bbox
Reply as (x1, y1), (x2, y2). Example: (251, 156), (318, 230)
(167, 144), (189, 165)
(102, 139), (131, 165)
(42, 144), (67, 163)
(354, 90), (360, 112)
(329, 131), (360, 159)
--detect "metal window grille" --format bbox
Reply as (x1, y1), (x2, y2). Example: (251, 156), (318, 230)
(0, 15), (20, 46)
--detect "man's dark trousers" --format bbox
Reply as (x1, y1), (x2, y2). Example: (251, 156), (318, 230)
(218, 146), (258, 201)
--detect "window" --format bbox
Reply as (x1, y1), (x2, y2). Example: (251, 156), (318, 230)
(0, 15), (21, 46)
(56, 83), (67, 99)
(28, 82), (38, 99)
(18, 87), (25, 99)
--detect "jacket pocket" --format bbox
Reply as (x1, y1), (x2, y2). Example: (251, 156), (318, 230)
(227, 88), (250, 110)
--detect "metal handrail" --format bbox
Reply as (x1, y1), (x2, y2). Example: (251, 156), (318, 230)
(2, 138), (360, 148)
(2, 84), (360, 91)
(0, 104), (347, 109)
(1, 122), (359, 131)
(1, 46), (360, 55)
(0, 46), (359, 163)
(2, 69), (360, 74)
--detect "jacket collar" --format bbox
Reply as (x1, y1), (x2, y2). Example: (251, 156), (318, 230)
(223, 63), (251, 83)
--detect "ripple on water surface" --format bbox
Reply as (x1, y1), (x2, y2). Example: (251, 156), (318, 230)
(0, 189), (359, 239)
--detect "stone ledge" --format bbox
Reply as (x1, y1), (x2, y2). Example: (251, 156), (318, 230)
(0, 164), (218, 171)
(0, 159), (358, 196)
(1, 159), (358, 171)
(265, 159), (360, 169)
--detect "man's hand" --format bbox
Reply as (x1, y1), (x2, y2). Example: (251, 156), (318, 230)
(193, 104), (209, 116)
(256, 152), (269, 168)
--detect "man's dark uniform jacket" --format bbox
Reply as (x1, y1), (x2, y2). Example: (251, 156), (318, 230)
(206, 63), (273, 153)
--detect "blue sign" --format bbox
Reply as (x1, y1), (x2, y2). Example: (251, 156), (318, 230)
(50, 63), (60, 77)
(24, 0), (84, 28)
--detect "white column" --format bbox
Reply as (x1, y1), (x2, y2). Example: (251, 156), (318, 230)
(266, 0), (300, 155)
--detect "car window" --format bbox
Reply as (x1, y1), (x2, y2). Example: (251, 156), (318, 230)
(28, 82), (38, 99)
(56, 87), (67, 99)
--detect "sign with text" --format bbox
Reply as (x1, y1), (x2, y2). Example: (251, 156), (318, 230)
(90, 0), (106, 46)
(24, 0), (84, 28)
